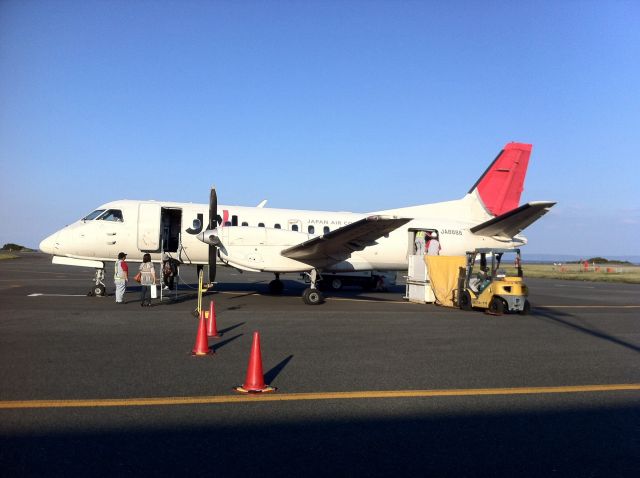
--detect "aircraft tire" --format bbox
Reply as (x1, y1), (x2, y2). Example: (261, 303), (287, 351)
(92, 284), (106, 297)
(488, 296), (505, 315)
(330, 278), (343, 291)
(302, 288), (324, 305)
(459, 290), (472, 311)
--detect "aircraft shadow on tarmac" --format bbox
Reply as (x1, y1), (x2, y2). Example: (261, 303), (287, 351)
(2, 404), (638, 477)
(152, 280), (405, 303)
(532, 308), (640, 354)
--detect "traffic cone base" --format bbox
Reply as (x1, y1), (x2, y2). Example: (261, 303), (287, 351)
(233, 384), (276, 394)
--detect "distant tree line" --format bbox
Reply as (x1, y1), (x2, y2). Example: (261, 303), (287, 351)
(569, 257), (631, 265)
(1, 243), (35, 252)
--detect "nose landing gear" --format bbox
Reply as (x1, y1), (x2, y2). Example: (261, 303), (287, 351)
(88, 268), (106, 297)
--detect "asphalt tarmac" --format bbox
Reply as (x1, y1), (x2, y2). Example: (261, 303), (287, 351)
(1, 253), (639, 477)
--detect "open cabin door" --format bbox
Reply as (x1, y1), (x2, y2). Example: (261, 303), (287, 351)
(161, 208), (182, 253)
(138, 204), (161, 252)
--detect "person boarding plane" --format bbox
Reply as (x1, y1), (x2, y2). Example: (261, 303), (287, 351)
(39, 142), (555, 304)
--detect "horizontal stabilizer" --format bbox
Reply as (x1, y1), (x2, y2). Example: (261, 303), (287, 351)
(281, 215), (411, 264)
(470, 201), (556, 238)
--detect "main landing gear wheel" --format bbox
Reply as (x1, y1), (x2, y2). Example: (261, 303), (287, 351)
(488, 296), (505, 315)
(268, 279), (284, 295)
(302, 288), (324, 305)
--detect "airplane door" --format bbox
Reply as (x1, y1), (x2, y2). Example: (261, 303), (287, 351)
(138, 203), (161, 251)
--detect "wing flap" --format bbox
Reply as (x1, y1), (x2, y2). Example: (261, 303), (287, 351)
(470, 201), (556, 238)
(281, 215), (411, 264)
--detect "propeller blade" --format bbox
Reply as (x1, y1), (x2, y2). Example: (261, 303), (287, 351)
(209, 188), (217, 230)
(209, 244), (217, 283)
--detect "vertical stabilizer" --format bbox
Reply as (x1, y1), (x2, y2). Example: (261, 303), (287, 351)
(468, 143), (532, 217)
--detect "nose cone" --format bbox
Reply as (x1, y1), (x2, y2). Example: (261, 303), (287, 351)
(39, 233), (59, 255)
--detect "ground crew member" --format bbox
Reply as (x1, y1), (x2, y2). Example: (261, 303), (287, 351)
(114, 252), (128, 304)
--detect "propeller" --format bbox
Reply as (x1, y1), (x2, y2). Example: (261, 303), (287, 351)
(208, 187), (217, 283)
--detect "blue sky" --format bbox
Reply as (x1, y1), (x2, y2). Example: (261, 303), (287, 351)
(1, 1), (639, 256)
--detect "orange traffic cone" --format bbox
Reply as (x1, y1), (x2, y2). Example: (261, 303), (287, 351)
(206, 300), (221, 338)
(234, 331), (276, 393)
(191, 310), (214, 356)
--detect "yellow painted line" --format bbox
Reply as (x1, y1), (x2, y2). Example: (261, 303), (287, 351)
(1, 384), (638, 410)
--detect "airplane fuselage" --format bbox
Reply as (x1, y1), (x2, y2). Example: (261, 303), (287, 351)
(40, 198), (524, 273)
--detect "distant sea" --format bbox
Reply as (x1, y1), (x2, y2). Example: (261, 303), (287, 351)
(523, 253), (640, 265)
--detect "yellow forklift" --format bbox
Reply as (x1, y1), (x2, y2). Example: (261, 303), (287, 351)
(456, 248), (530, 315)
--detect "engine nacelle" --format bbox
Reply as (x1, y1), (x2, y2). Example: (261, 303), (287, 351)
(217, 226), (312, 272)
(198, 229), (222, 246)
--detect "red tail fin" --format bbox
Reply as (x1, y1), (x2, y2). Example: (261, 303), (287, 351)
(469, 143), (532, 216)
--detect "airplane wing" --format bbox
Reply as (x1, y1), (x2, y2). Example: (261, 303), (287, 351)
(281, 215), (411, 266)
(471, 201), (556, 238)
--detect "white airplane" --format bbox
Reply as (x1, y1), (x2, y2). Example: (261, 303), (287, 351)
(39, 142), (555, 304)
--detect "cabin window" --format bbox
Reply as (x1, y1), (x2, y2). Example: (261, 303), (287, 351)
(232, 215), (238, 226)
(82, 209), (105, 221)
(274, 224), (281, 229)
(99, 209), (123, 222)
(291, 224), (299, 232)
(258, 222), (265, 227)
(241, 222), (248, 226)
(323, 226), (330, 234)
(308, 225), (315, 234)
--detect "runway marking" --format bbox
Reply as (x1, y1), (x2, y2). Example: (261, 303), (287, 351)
(219, 291), (260, 296)
(538, 305), (640, 309)
(0, 278), (87, 283)
(20, 291), (640, 308)
(217, 291), (409, 304)
(326, 296), (411, 304)
(1, 384), (638, 410)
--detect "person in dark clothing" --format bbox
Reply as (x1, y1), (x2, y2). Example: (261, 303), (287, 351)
(162, 253), (178, 290)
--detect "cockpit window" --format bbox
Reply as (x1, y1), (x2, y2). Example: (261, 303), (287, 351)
(99, 209), (124, 222)
(82, 209), (105, 221)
